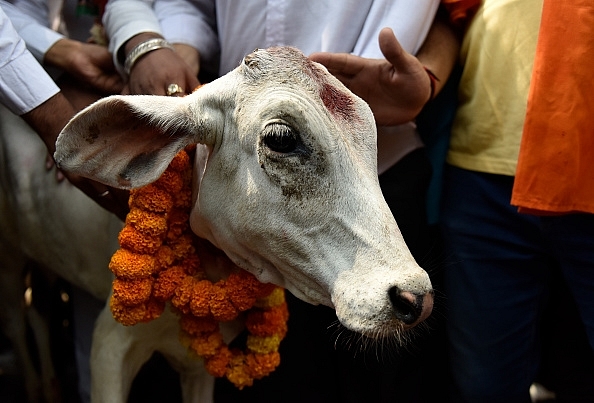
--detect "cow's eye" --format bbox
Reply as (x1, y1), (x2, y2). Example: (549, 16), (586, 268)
(263, 123), (300, 153)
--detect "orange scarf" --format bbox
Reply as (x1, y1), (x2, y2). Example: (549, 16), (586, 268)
(511, 0), (594, 215)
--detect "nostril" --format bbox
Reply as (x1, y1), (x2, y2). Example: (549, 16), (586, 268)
(388, 286), (423, 325)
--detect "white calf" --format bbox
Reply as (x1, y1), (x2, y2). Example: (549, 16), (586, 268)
(56, 46), (434, 338)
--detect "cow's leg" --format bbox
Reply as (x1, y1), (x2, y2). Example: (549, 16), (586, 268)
(26, 301), (59, 403)
(90, 304), (154, 403)
(178, 368), (215, 403)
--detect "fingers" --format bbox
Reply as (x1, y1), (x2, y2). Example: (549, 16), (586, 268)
(378, 28), (408, 71)
(65, 172), (129, 221)
(309, 52), (364, 77)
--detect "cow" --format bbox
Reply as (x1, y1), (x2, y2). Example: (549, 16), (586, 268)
(1, 46), (433, 403)
(56, 46), (433, 341)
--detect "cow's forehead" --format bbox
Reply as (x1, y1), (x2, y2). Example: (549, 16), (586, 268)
(240, 47), (361, 124)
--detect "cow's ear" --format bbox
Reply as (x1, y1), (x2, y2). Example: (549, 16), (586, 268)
(55, 95), (204, 189)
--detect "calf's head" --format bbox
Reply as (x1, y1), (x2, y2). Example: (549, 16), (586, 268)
(55, 47), (433, 339)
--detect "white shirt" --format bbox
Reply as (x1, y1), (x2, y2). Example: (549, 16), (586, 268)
(105, 0), (438, 76)
(0, 5), (59, 114)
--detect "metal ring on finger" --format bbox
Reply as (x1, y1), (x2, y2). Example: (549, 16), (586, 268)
(166, 83), (184, 96)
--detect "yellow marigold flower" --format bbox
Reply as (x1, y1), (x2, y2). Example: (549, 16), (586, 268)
(205, 346), (232, 377)
(246, 304), (289, 337)
(246, 352), (281, 380)
(209, 283), (239, 322)
(189, 280), (212, 317)
(246, 334), (282, 355)
(129, 184), (173, 213)
(118, 225), (162, 255)
(125, 208), (168, 237)
(109, 249), (155, 279)
(254, 287), (286, 308)
(190, 332), (223, 357)
(226, 355), (253, 390)
(112, 277), (153, 306)
(110, 295), (146, 326)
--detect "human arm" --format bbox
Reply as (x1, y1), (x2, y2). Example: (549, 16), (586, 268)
(1, 0), (123, 94)
(103, 0), (217, 95)
(309, 14), (459, 126)
(1, 7), (129, 219)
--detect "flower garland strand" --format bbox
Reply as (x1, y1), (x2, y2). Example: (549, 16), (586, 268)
(107, 145), (289, 389)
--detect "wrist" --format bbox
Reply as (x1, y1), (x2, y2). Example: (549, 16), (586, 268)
(123, 36), (175, 75)
(423, 66), (440, 101)
(45, 38), (81, 70)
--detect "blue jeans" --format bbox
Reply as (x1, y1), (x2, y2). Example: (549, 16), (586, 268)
(440, 165), (594, 403)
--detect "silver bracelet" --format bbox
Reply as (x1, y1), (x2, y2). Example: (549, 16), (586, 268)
(124, 38), (174, 75)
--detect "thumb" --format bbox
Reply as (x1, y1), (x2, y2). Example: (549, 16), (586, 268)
(378, 27), (408, 70)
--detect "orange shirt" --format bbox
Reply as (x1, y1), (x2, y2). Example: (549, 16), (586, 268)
(511, 0), (594, 214)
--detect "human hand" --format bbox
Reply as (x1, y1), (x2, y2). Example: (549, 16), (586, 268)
(45, 38), (124, 95)
(23, 92), (129, 220)
(61, 170), (130, 221)
(124, 34), (200, 96)
(309, 28), (432, 126)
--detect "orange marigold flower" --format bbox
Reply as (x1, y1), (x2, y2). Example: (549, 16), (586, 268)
(155, 245), (176, 270)
(209, 283), (239, 322)
(152, 265), (187, 301)
(225, 271), (258, 312)
(180, 314), (217, 336)
(171, 276), (196, 313)
(155, 169), (184, 194)
(109, 249), (155, 279)
(181, 253), (201, 276)
(168, 149), (191, 172)
(226, 355), (253, 390)
(246, 304), (289, 337)
(205, 346), (232, 377)
(190, 332), (223, 357)
(190, 280), (212, 317)
(254, 282), (278, 300)
(169, 234), (195, 262)
(129, 184), (173, 213)
(254, 287), (286, 308)
(118, 225), (162, 255)
(166, 209), (190, 241)
(125, 208), (168, 237)
(246, 352), (281, 380)
(143, 297), (165, 321)
(174, 187), (193, 209)
(112, 277), (153, 306)
(246, 334), (282, 355)
(110, 295), (146, 326)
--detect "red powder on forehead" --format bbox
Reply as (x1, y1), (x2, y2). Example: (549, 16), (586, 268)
(319, 82), (356, 121)
(302, 61), (357, 121)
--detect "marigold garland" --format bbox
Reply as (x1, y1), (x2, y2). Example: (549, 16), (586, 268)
(107, 145), (288, 389)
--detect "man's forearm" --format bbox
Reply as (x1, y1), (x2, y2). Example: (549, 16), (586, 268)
(22, 92), (75, 155)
